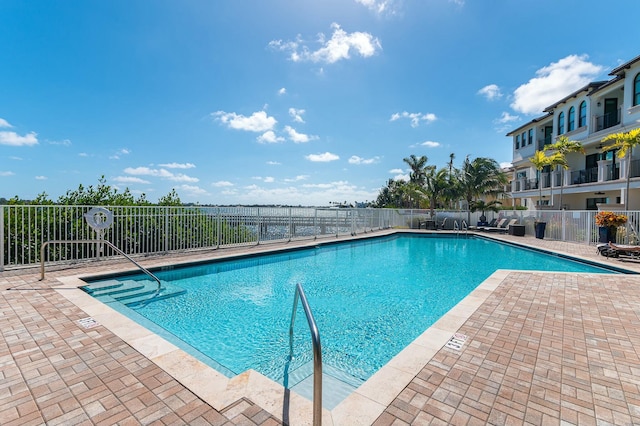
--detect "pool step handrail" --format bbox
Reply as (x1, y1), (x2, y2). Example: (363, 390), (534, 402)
(40, 239), (163, 297)
(289, 283), (322, 426)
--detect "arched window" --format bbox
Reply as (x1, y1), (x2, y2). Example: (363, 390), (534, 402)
(558, 111), (565, 135)
(578, 101), (587, 127)
(634, 73), (640, 106)
(567, 107), (575, 132)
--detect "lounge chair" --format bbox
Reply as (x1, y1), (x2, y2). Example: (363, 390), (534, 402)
(599, 242), (640, 259)
(489, 218), (519, 233)
(479, 218), (509, 232)
(469, 218), (497, 231)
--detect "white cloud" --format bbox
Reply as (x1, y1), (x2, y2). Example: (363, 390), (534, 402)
(390, 111), (437, 128)
(306, 152), (340, 162)
(78, 152), (90, 157)
(420, 141), (441, 148)
(0, 171), (15, 176)
(500, 162), (513, 169)
(354, 0), (398, 15)
(123, 166), (198, 182)
(289, 108), (305, 123)
(158, 162), (196, 169)
(284, 125), (317, 143)
(496, 112), (520, 124)
(48, 139), (71, 146)
(348, 155), (380, 165)
(257, 130), (285, 144)
(266, 161), (281, 165)
(35, 175), (47, 180)
(269, 23), (382, 65)
(0, 131), (38, 146)
(477, 84), (502, 101)
(212, 181), (234, 187)
(278, 87), (287, 95)
(284, 175), (309, 182)
(177, 184), (209, 196)
(169, 173), (199, 183)
(0, 118), (12, 128)
(264, 176), (275, 183)
(394, 173), (410, 182)
(511, 54), (604, 114)
(113, 176), (151, 184)
(213, 110), (277, 132)
(109, 148), (131, 160)
(388, 168), (404, 174)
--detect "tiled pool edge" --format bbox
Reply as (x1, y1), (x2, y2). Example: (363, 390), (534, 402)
(53, 266), (513, 425)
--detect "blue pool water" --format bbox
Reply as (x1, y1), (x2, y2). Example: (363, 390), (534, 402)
(84, 234), (618, 394)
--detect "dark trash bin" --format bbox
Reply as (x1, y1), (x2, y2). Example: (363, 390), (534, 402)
(534, 222), (546, 239)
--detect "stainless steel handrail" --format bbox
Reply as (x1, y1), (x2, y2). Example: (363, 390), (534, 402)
(289, 283), (322, 426)
(39, 240), (162, 295)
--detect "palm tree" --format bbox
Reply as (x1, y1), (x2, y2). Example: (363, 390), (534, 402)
(469, 199), (502, 223)
(403, 154), (432, 186)
(459, 156), (508, 224)
(544, 136), (584, 209)
(422, 168), (450, 216)
(529, 150), (550, 209)
(600, 128), (640, 209)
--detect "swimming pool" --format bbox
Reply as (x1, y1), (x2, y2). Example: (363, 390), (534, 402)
(82, 234), (619, 406)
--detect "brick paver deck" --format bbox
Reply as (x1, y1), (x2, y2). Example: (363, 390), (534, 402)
(2, 232), (640, 425)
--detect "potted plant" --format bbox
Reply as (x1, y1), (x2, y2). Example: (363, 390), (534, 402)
(469, 199), (501, 226)
(595, 211), (627, 244)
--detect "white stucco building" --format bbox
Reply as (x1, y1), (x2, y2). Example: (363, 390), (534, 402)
(508, 54), (640, 210)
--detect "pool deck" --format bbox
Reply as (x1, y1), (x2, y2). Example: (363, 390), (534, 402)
(2, 231), (640, 425)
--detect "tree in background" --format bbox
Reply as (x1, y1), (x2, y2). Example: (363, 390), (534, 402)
(459, 156), (508, 224)
(544, 136), (584, 209)
(529, 150), (550, 209)
(600, 128), (640, 209)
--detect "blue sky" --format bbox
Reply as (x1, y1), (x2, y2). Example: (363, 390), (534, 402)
(2, 0), (639, 206)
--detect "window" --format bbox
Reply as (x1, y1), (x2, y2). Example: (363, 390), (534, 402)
(558, 111), (565, 135)
(635, 73), (640, 106)
(568, 106), (575, 132)
(528, 129), (533, 145)
(578, 101), (587, 127)
(515, 135), (520, 149)
(521, 131), (526, 146)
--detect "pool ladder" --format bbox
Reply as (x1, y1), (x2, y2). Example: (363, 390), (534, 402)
(453, 220), (468, 234)
(289, 283), (322, 426)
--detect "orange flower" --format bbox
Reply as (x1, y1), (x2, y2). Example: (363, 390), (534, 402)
(595, 211), (627, 227)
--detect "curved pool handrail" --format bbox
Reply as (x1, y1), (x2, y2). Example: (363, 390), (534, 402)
(289, 282), (322, 426)
(40, 239), (163, 297)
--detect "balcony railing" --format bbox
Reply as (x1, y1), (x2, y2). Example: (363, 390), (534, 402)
(630, 159), (640, 178)
(540, 173), (551, 189)
(570, 167), (598, 185)
(595, 108), (621, 131)
(606, 164), (620, 181)
(537, 136), (552, 151)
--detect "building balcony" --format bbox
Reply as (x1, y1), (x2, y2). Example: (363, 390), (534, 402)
(569, 167), (598, 185)
(594, 109), (621, 132)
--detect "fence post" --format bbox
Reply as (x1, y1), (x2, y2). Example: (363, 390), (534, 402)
(0, 206), (4, 272)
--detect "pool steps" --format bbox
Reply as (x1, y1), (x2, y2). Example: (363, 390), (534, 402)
(83, 279), (186, 306)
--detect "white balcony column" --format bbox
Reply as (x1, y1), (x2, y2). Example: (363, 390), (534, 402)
(563, 169), (571, 187)
(518, 177), (526, 191)
(620, 156), (630, 179)
(597, 159), (612, 182)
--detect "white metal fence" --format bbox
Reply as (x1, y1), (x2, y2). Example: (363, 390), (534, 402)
(3, 205), (639, 270)
(0, 205), (396, 270)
